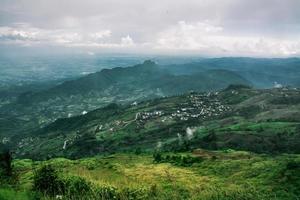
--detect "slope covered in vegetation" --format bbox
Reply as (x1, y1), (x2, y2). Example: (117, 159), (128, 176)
(9, 86), (300, 159)
(1, 151), (299, 200)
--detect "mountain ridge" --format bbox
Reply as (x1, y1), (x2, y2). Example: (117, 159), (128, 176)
(17, 60), (250, 104)
(12, 86), (300, 159)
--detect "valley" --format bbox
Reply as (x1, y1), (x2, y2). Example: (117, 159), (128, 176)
(10, 85), (300, 160)
(1, 0), (300, 199)
(1, 58), (300, 200)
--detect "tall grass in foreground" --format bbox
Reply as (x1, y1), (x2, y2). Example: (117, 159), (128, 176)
(4, 153), (300, 200)
(29, 164), (288, 200)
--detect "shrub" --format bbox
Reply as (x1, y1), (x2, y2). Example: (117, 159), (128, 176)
(0, 148), (18, 185)
(0, 149), (12, 179)
(257, 126), (264, 133)
(134, 147), (142, 155)
(149, 184), (158, 197)
(153, 151), (162, 163)
(64, 176), (92, 197)
(93, 185), (152, 200)
(33, 165), (95, 198)
(120, 187), (149, 200)
(286, 160), (300, 170)
(33, 165), (64, 196)
(93, 185), (119, 199)
(81, 160), (97, 170)
(153, 153), (203, 167)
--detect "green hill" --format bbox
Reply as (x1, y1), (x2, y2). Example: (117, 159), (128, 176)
(11, 86), (300, 159)
(17, 60), (250, 104)
(4, 151), (300, 200)
(161, 57), (300, 88)
(0, 60), (250, 141)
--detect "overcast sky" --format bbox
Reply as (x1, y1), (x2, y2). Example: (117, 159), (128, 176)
(0, 0), (300, 56)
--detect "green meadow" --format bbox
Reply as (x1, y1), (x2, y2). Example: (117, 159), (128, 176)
(1, 151), (299, 200)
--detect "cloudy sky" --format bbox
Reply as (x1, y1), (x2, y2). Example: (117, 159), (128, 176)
(0, 0), (300, 56)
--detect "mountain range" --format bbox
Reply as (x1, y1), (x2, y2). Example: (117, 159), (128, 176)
(1, 57), (300, 159)
(12, 85), (300, 159)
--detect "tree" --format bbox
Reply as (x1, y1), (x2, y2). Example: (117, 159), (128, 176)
(134, 147), (142, 155)
(203, 130), (217, 149)
(0, 147), (12, 179)
(153, 151), (162, 163)
(33, 165), (64, 196)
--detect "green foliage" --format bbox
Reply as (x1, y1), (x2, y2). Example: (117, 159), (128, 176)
(0, 147), (16, 185)
(119, 187), (150, 200)
(271, 96), (300, 105)
(4, 153), (300, 199)
(153, 153), (203, 167)
(33, 164), (96, 198)
(33, 165), (64, 196)
(0, 150), (12, 179)
(236, 105), (261, 118)
(11, 85), (300, 159)
(2, 59), (300, 199)
(31, 163), (153, 199)
(286, 160), (300, 170)
(283, 160), (300, 184)
(93, 185), (119, 199)
(0, 188), (38, 200)
(225, 84), (252, 91)
(134, 147), (142, 155)
(89, 184), (151, 200)
(153, 151), (162, 163)
(64, 176), (92, 196)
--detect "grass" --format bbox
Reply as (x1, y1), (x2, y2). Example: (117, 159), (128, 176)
(0, 188), (36, 200)
(3, 151), (299, 199)
(196, 120), (300, 136)
(219, 121), (299, 134)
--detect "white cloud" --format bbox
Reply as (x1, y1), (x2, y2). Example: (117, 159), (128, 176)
(0, 0), (299, 56)
(0, 24), (134, 48)
(154, 21), (300, 56)
(60, 16), (81, 28)
(53, 32), (81, 44)
(155, 21), (223, 50)
(0, 26), (40, 41)
(0, 20), (299, 56)
(89, 30), (112, 40)
(121, 35), (134, 46)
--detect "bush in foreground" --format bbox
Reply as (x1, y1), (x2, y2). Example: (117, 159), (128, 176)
(33, 164), (154, 199)
(33, 165), (64, 196)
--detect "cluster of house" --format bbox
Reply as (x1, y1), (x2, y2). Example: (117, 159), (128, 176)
(17, 137), (34, 149)
(169, 94), (230, 121)
(92, 92), (232, 134)
(138, 111), (164, 120)
(133, 93), (231, 124)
